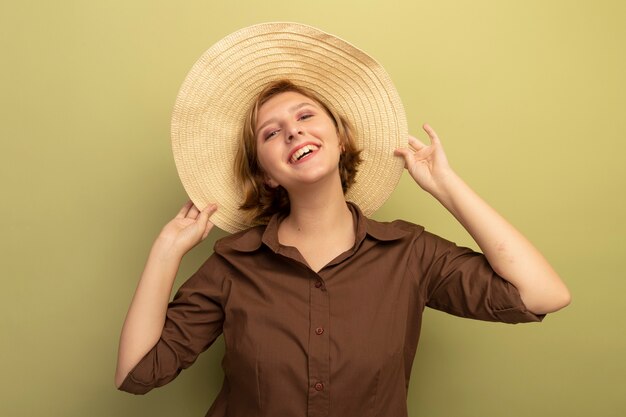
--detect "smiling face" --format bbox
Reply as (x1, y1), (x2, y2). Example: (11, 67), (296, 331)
(255, 91), (343, 192)
(234, 79), (362, 224)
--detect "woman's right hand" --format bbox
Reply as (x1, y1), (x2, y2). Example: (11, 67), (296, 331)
(155, 200), (218, 259)
(116, 199), (216, 388)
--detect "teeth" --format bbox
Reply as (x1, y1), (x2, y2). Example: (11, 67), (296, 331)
(291, 145), (319, 163)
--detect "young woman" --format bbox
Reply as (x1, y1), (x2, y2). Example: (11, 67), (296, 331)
(115, 24), (570, 417)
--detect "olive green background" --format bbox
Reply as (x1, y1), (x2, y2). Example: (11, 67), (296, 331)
(2, 1), (624, 416)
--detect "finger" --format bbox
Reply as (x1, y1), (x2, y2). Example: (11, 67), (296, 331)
(197, 203), (218, 223)
(422, 123), (440, 145)
(187, 205), (200, 220)
(393, 148), (410, 168)
(175, 200), (194, 219)
(408, 135), (427, 150)
(199, 204), (218, 239)
(414, 145), (436, 160)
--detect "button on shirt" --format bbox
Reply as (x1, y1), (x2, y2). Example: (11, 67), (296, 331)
(118, 202), (545, 416)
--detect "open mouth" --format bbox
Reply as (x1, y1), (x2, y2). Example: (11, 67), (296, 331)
(290, 144), (320, 164)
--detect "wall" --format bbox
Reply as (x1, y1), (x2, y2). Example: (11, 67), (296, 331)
(1, 1), (624, 416)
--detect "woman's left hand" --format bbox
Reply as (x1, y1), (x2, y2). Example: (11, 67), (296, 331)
(394, 123), (455, 197)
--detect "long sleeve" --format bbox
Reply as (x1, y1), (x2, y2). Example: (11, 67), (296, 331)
(415, 230), (546, 324)
(118, 254), (227, 394)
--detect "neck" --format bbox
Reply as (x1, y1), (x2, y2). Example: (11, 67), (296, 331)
(282, 175), (352, 236)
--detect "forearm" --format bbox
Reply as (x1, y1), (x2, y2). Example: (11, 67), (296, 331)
(433, 171), (571, 314)
(114, 239), (182, 388)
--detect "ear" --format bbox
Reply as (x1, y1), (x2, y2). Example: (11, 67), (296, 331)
(264, 174), (279, 188)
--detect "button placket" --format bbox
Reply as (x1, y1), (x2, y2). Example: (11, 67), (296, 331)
(307, 274), (330, 416)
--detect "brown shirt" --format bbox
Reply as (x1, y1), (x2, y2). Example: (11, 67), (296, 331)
(119, 202), (545, 416)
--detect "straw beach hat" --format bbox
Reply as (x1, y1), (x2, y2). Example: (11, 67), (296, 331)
(171, 22), (407, 233)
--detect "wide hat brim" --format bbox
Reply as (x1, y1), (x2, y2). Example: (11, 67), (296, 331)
(171, 22), (407, 233)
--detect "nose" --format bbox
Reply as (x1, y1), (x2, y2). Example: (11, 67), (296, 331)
(286, 123), (303, 142)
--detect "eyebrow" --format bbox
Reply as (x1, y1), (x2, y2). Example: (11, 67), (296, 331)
(256, 102), (316, 137)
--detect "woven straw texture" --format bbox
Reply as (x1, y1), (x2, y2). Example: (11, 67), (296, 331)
(171, 22), (407, 233)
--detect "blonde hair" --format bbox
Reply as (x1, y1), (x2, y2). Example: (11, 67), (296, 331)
(235, 79), (362, 225)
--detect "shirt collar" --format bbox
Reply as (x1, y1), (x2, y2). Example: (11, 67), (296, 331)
(224, 201), (408, 253)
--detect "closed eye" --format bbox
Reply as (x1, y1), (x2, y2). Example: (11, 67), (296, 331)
(263, 114), (314, 140)
(264, 130), (279, 140)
